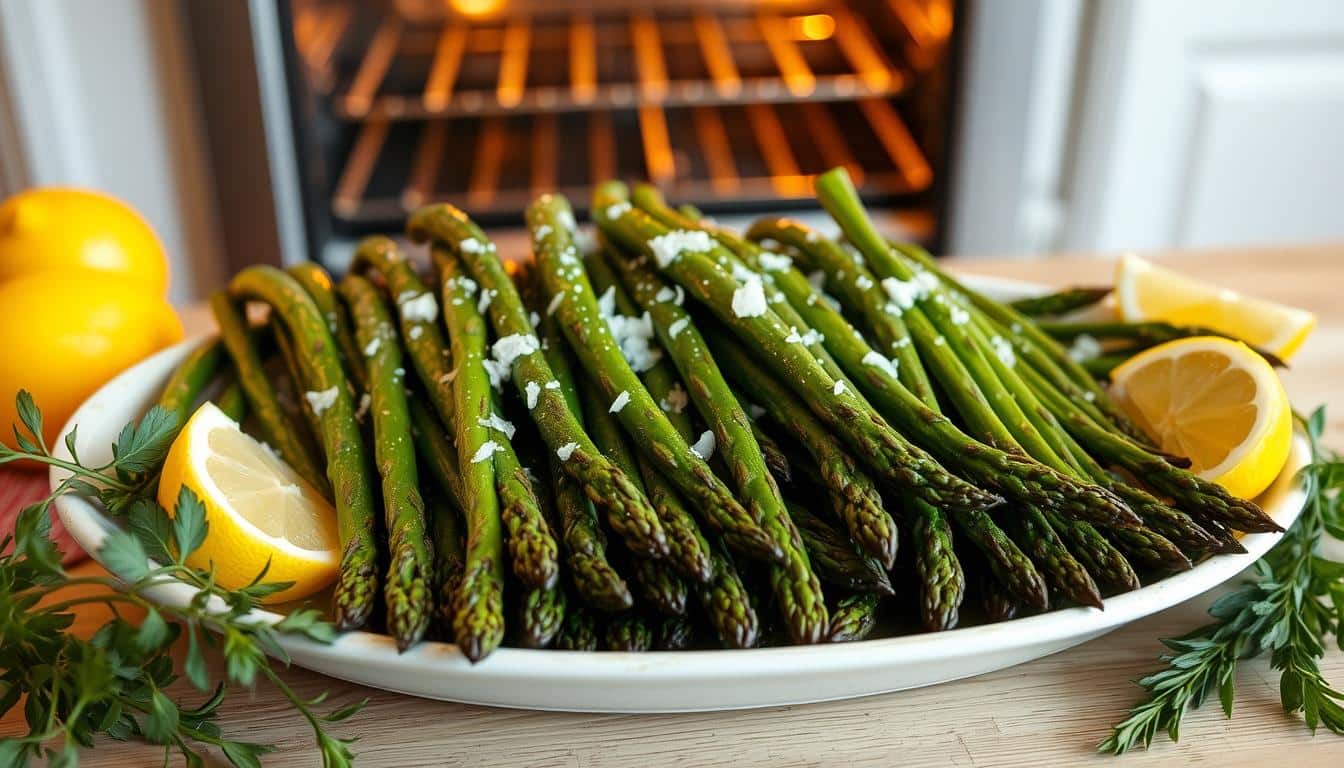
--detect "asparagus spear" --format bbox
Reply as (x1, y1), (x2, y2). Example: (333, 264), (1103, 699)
(749, 420), (792, 485)
(435, 248), (506, 662)
(1016, 360), (1282, 533)
(655, 616), (697, 650)
(696, 543), (760, 649)
(631, 191), (854, 389)
(1009, 505), (1103, 609)
(209, 290), (326, 490)
(881, 230), (1152, 446)
(604, 614), (653, 652)
(529, 195), (757, 563)
(269, 314), (327, 446)
(356, 237), (560, 590)
(599, 241), (829, 644)
(577, 374), (689, 616)
(528, 270), (636, 612)
(424, 492), (465, 640)
(408, 204), (670, 560)
(594, 182), (1000, 518)
(158, 338), (225, 421)
(339, 274), (435, 650)
(555, 606), (599, 651)
(909, 499), (965, 630)
(214, 378), (247, 423)
(226, 266), (378, 630)
(583, 247), (714, 581)
(745, 217), (937, 409)
(714, 337), (892, 568)
(787, 503), (894, 596)
(517, 581), (566, 649)
(286, 263), (366, 376)
(1037, 320), (1287, 368)
(827, 593), (882, 643)
(1010, 287), (1113, 317)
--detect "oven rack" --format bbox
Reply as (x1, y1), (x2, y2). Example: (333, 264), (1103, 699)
(296, 4), (932, 121)
(330, 98), (934, 225)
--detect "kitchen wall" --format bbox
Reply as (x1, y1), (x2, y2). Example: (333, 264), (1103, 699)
(951, 0), (1344, 258)
(0, 0), (222, 303)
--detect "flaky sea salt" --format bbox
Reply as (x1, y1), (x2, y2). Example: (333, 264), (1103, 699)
(862, 351), (899, 378)
(478, 412), (517, 439)
(731, 275), (768, 318)
(304, 387), (339, 416)
(832, 380), (847, 396)
(399, 291), (438, 324)
(556, 442), (578, 461)
(525, 381), (541, 409)
(648, 230), (714, 268)
(609, 391), (631, 413)
(756, 252), (792, 272)
(668, 316), (690, 339)
(1069, 334), (1102, 362)
(689, 430), (716, 461)
(471, 441), (503, 464)
(990, 335), (1016, 367)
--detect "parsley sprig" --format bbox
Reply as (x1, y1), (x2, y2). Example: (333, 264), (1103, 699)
(0, 392), (364, 767)
(1100, 406), (1344, 753)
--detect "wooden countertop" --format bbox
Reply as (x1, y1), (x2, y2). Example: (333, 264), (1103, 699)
(7, 243), (1343, 767)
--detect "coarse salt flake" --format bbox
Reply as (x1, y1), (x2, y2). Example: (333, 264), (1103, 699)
(399, 291), (439, 324)
(832, 380), (847, 396)
(556, 442), (579, 461)
(1069, 334), (1102, 362)
(471, 441), (504, 464)
(363, 336), (381, 357)
(862, 351), (899, 378)
(525, 381), (541, 409)
(648, 230), (714, 268)
(689, 430), (716, 461)
(668, 316), (690, 339)
(990, 335), (1016, 367)
(757, 251), (792, 272)
(609, 391), (631, 413)
(304, 387), (339, 416)
(731, 275), (768, 318)
(478, 412), (516, 439)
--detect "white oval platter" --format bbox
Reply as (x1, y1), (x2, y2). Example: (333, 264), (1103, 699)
(53, 275), (1308, 713)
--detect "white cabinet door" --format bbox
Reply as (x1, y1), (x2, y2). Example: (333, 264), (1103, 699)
(1064, 0), (1344, 252)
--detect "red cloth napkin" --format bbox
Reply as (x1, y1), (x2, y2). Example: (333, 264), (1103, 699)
(0, 466), (85, 563)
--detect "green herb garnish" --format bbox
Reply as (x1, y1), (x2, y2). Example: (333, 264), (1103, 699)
(1101, 406), (1344, 753)
(0, 392), (363, 767)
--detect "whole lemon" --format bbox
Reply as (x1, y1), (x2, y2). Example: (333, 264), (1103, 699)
(0, 187), (170, 295)
(0, 271), (182, 451)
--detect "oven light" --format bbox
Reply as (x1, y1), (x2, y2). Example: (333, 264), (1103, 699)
(448, 0), (506, 19)
(789, 13), (835, 41)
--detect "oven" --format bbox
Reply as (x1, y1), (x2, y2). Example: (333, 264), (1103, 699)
(186, 0), (961, 272)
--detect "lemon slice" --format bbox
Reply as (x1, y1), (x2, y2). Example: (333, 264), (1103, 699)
(1109, 337), (1292, 500)
(1115, 253), (1315, 359)
(157, 401), (339, 603)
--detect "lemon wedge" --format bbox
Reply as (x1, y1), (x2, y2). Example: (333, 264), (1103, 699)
(157, 401), (339, 603)
(1115, 253), (1315, 359)
(1109, 337), (1292, 500)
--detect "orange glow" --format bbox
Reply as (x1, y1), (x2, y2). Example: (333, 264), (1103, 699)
(789, 13), (835, 41)
(448, 0), (505, 19)
(925, 1), (953, 38)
